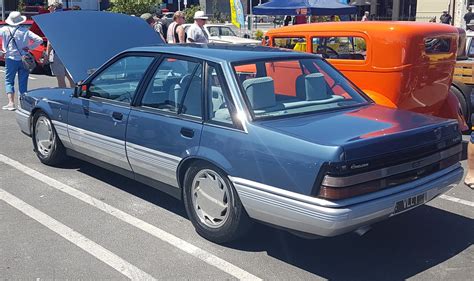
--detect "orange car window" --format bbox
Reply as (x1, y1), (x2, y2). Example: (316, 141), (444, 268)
(312, 36), (366, 60)
(273, 37), (307, 52)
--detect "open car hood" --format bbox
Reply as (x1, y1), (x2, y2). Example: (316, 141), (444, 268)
(34, 11), (164, 83)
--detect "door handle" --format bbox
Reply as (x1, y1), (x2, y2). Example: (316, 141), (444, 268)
(180, 127), (194, 138)
(112, 111), (123, 121)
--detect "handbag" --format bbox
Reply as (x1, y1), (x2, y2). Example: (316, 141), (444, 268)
(8, 27), (37, 72)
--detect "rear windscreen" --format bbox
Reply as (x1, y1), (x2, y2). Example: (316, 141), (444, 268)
(425, 38), (451, 54)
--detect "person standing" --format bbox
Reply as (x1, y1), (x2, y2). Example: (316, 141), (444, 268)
(47, 2), (74, 88)
(0, 11), (42, 110)
(141, 13), (165, 42)
(167, 11), (186, 44)
(361, 11), (370, 21)
(464, 7), (474, 29)
(464, 141), (474, 189)
(186, 11), (209, 44)
(440, 11), (452, 24)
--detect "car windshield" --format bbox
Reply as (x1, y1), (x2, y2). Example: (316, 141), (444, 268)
(233, 58), (370, 119)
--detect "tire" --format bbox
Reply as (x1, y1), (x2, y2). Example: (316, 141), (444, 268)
(32, 112), (67, 166)
(183, 161), (253, 243)
(451, 85), (469, 124)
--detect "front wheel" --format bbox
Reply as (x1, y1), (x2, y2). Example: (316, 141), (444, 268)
(32, 112), (67, 166)
(183, 162), (252, 243)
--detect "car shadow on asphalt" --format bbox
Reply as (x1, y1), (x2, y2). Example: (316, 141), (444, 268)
(62, 158), (187, 218)
(226, 205), (473, 281)
(60, 158), (472, 281)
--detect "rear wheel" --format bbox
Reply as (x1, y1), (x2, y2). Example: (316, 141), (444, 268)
(183, 162), (252, 243)
(32, 112), (67, 166)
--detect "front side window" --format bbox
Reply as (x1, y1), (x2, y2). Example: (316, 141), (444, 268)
(88, 56), (154, 103)
(312, 36), (367, 60)
(273, 37), (307, 52)
(233, 58), (369, 119)
(141, 57), (203, 118)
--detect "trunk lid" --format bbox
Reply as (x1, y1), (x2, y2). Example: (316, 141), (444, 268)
(258, 105), (460, 161)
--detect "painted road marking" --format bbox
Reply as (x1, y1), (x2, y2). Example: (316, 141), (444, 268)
(439, 194), (474, 208)
(0, 69), (37, 80)
(0, 154), (261, 281)
(0, 188), (156, 280)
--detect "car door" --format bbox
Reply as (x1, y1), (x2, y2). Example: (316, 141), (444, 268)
(126, 56), (205, 188)
(67, 54), (155, 171)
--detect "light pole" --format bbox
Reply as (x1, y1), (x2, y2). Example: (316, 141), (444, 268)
(1, 0), (5, 21)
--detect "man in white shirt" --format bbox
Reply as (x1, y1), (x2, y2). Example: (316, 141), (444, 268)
(0, 11), (43, 110)
(186, 11), (209, 44)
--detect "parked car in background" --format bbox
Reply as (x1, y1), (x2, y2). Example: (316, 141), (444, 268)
(0, 20), (49, 74)
(18, 11), (463, 243)
(265, 22), (469, 131)
(183, 23), (260, 45)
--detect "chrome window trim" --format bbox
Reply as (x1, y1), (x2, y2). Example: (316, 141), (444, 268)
(322, 144), (462, 188)
(131, 106), (204, 125)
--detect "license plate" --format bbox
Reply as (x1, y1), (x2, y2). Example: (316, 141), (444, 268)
(393, 193), (426, 215)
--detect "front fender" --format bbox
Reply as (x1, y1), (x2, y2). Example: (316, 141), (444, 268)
(363, 90), (397, 108)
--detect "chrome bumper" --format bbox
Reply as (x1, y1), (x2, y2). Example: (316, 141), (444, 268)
(231, 163), (463, 237)
(15, 108), (31, 136)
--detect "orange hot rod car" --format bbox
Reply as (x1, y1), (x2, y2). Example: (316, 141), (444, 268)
(265, 22), (468, 131)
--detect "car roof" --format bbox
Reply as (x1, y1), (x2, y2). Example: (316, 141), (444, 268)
(266, 21), (459, 37)
(129, 44), (317, 63)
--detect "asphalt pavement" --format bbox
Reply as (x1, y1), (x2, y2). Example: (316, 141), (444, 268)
(0, 68), (472, 280)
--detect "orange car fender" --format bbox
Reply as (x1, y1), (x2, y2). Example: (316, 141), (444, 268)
(362, 90), (397, 108)
(438, 91), (468, 132)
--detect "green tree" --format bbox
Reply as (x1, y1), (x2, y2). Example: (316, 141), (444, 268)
(108, 0), (161, 16)
(184, 5), (201, 23)
(18, 0), (26, 12)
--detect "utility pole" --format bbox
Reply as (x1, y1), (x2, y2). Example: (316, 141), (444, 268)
(1, 0), (4, 21)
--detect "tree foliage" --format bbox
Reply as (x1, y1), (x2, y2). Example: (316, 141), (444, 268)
(184, 5), (202, 23)
(108, 0), (161, 16)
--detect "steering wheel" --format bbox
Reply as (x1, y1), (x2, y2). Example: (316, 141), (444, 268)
(317, 45), (339, 59)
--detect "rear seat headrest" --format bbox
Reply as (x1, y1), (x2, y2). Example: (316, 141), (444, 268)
(305, 73), (328, 101)
(242, 77), (276, 110)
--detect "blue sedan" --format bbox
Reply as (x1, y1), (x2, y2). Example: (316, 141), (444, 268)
(16, 12), (463, 243)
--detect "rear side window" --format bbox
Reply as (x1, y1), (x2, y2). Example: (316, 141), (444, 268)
(273, 37), (307, 52)
(140, 57), (201, 116)
(312, 36), (366, 60)
(425, 38), (451, 54)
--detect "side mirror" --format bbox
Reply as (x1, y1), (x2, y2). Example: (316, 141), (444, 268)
(74, 82), (90, 98)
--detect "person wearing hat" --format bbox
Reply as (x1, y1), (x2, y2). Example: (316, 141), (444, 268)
(0, 11), (42, 111)
(440, 10), (452, 24)
(186, 11), (209, 44)
(141, 13), (165, 42)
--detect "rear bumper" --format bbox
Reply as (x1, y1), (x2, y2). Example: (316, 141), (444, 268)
(231, 164), (463, 237)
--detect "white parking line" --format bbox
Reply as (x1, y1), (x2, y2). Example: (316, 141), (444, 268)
(0, 69), (37, 79)
(0, 188), (156, 281)
(439, 194), (474, 207)
(0, 154), (261, 281)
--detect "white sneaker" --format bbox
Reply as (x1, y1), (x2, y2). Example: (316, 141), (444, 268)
(2, 104), (15, 111)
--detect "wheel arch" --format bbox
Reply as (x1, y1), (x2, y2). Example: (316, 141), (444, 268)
(176, 153), (233, 192)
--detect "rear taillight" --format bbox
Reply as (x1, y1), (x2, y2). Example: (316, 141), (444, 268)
(316, 153), (460, 200)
